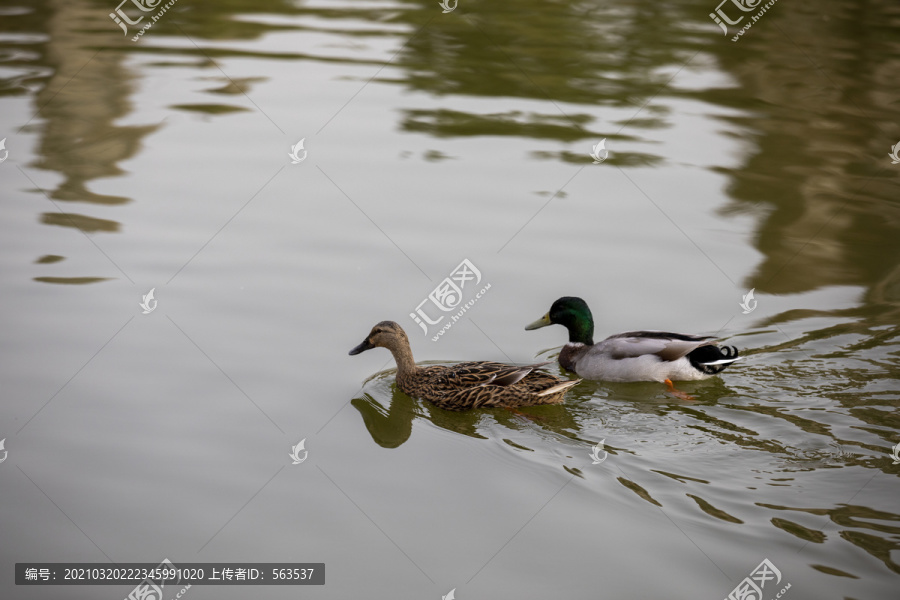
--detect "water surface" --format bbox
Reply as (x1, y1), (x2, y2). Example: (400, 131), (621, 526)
(1, 1), (898, 598)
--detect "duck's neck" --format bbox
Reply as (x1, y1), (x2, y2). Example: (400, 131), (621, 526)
(567, 318), (594, 346)
(388, 341), (419, 381)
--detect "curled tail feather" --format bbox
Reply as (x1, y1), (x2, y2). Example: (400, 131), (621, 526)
(689, 345), (741, 375)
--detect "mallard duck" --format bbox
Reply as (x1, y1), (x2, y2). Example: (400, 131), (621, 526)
(349, 321), (580, 411)
(525, 297), (740, 385)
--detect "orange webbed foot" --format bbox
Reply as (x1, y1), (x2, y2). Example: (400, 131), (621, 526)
(505, 407), (547, 422)
(665, 378), (695, 401)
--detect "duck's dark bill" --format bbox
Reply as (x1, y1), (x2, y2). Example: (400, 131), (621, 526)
(349, 339), (374, 355)
(525, 313), (551, 330)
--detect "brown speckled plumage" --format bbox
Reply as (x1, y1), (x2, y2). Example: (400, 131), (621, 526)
(349, 321), (580, 411)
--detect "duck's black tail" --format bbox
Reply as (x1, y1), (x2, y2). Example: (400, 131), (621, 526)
(688, 344), (741, 375)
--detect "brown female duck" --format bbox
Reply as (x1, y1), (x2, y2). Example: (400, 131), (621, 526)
(349, 321), (580, 411)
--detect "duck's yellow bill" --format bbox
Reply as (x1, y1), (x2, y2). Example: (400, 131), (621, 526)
(525, 313), (551, 330)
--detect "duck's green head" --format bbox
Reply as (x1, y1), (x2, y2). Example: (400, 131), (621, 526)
(525, 296), (594, 345)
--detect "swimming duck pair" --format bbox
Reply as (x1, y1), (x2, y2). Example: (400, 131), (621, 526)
(350, 296), (740, 411)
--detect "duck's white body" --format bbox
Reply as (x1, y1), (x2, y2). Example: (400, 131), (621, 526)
(560, 333), (732, 382)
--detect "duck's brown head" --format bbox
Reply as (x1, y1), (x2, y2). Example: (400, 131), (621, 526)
(349, 321), (410, 355)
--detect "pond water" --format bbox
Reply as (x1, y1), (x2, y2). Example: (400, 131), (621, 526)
(1, 0), (898, 599)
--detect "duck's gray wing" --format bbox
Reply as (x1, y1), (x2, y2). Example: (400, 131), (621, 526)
(600, 331), (714, 362)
